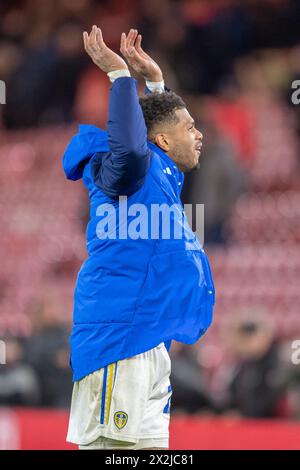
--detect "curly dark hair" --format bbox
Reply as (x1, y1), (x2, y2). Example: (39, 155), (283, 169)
(139, 91), (186, 138)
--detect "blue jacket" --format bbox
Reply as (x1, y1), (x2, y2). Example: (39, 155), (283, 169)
(63, 77), (215, 381)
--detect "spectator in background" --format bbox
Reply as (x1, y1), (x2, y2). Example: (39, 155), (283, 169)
(0, 41), (23, 128)
(0, 336), (40, 406)
(25, 295), (73, 408)
(3, 21), (87, 128)
(170, 342), (216, 414)
(220, 311), (286, 418)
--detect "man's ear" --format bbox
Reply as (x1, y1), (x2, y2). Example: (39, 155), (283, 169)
(155, 133), (170, 152)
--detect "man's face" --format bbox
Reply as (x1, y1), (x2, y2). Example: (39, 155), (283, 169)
(166, 108), (203, 172)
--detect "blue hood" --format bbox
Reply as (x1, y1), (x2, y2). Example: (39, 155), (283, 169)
(62, 124), (109, 181)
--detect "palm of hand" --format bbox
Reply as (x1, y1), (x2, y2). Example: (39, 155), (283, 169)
(120, 29), (163, 82)
(84, 26), (128, 73)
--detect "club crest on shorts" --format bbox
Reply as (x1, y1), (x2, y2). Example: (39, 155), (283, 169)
(114, 411), (128, 430)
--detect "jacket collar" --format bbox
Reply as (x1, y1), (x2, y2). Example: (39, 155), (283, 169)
(147, 141), (175, 168)
(147, 141), (184, 191)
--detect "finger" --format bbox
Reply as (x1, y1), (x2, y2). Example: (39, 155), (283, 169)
(97, 27), (105, 49)
(96, 28), (101, 47)
(130, 34), (145, 62)
(122, 31), (136, 58)
(120, 32), (127, 55)
(126, 28), (134, 45)
(135, 34), (142, 51)
(135, 34), (146, 57)
(131, 29), (138, 47)
(90, 25), (97, 44)
(124, 29), (131, 49)
(128, 30), (139, 56)
(120, 32), (126, 49)
(87, 25), (98, 51)
(126, 28), (137, 49)
(83, 31), (88, 49)
(135, 34), (150, 60)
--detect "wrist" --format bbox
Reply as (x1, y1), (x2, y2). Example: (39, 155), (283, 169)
(108, 69), (131, 83)
(145, 78), (165, 94)
(144, 74), (164, 83)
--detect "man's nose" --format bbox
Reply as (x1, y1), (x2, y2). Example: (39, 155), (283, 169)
(196, 130), (203, 141)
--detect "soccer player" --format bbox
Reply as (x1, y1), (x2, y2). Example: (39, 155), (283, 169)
(63, 26), (215, 450)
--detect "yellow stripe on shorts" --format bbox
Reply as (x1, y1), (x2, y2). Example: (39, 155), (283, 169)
(105, 363), (115, 425)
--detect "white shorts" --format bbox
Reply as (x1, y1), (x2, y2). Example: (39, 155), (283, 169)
(66, 343), (172, 449)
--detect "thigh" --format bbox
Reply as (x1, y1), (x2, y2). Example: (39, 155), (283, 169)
(67, 344), (172, 448)
(103, 351), (152, 443)
(139, 343), (172, 443)
(67, 350), (152, 446)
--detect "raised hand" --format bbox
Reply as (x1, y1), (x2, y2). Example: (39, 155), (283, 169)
(83, 25), (128, 73)
(120, 29), (163, 82)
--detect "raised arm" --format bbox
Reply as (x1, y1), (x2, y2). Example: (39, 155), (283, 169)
(83, 26), (150, 198)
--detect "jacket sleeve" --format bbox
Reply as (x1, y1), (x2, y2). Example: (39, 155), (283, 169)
(91, 77), (151, 199)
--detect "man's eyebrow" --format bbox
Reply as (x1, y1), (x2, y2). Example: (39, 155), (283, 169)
(186, 120), (195, 126)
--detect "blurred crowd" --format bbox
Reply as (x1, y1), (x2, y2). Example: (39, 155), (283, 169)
(1, 300), (300, 420)
(0, 296), (72, 409)
(1, 0), (300, 242)
(0, 0), (300, 419)
(0, 0), (299, 127)
(170, 312), (300, 419)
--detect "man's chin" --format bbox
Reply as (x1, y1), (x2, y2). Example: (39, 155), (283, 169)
(182, 161), (199, 173)
(192, 154), (201, 169)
